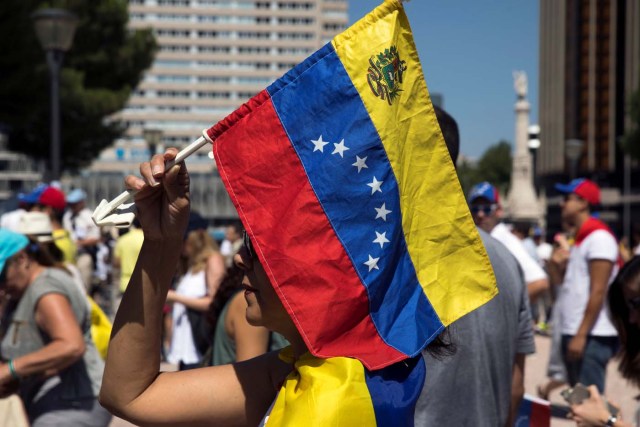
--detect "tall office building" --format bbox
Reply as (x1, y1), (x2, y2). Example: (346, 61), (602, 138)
(95, 0), (348, 172)
(82, 0), (347, 220)
(538, 0), (639, 235)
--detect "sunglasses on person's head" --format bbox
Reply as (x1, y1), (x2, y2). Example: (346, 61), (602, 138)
(243, 230), (254, 260)
(470, 204), (498, 215)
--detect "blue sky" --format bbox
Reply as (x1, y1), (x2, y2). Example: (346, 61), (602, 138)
(349, 1), (539, 159)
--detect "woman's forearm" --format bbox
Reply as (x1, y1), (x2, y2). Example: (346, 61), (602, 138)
(169, 293), (212, 312)
(100, 239), (182, 414)
(4, 340), (84, 380)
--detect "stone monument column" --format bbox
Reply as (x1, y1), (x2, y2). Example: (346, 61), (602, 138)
(506, 71), (542, 223)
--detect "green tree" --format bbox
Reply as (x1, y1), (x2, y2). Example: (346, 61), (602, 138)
(0, 0), (156, 171)
(456, 158), (481, 196)
(457, 140), (513, 196)
(621, 88), (640, 160)
(474, 140), (513, 194)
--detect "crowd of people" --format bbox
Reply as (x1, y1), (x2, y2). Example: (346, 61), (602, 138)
(1, 108), (639, 426)
(0, 183), (272, 425)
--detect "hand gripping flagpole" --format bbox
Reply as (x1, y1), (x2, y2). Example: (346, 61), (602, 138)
(91, 129), (214, 228)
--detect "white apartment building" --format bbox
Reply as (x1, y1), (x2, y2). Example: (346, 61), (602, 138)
(95, 0), (348, 174)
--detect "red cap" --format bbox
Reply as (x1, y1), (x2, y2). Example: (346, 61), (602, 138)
(38, 187), (66, 211)
(555, 178), (601, 205)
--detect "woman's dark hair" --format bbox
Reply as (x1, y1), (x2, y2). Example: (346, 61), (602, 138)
(206, 264), (245, 338)
(25, 239), (66, 270)
(608, 256), (640, 387)
(425, 327), (456, 360)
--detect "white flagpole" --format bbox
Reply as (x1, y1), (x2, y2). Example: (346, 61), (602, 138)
(92, 130), (213, 227)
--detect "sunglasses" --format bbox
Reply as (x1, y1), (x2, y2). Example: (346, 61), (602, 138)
(627, 296), (640, 311)
(243, 230), (254, 260)
(470, 204), (497, 215)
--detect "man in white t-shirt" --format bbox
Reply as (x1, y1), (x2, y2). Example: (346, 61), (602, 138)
(468, 182), (549, 301)
(549, 178), (619, 393)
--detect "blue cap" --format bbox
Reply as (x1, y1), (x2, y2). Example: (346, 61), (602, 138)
(66, 189), (87, 204)
(554, 178), (601, 205)
(0, 229), (29, 275)
(18, 183), (48, 205)
(533, 227), (543, 237)
(468, 182), (500, 204)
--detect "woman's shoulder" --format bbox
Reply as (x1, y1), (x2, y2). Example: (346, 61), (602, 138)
(34, 268), (76, 291)
(29, 268), (85, 304)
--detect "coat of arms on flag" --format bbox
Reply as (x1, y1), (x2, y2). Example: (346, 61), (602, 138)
(208, 0), (498, 370)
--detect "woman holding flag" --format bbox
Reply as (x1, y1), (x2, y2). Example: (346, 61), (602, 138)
(99, 148), (426, 426)
(99, 0), (497, 425)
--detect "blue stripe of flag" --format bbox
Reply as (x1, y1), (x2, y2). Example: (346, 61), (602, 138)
(266, 43), (443, 354)
(364, 355), (426, 426)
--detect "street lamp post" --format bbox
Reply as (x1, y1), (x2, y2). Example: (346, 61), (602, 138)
(32, 8), (78, 181)
(565, 139), (585, 179)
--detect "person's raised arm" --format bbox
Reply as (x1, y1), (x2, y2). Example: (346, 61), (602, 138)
(99, 149), (291, 426)
(548, 244), (569, 286)
(99, 149), (190, 417)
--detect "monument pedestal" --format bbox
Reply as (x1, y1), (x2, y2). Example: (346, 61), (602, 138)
(506, 73), (543, 224)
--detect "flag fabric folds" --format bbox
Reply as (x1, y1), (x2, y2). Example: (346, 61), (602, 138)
(516, 395), (551, 427)
(209, 0), (497, 370)
(264, 347), (425, 426)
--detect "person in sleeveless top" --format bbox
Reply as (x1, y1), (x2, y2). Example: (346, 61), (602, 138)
(166, 229), (225, 369)
(209, 264), (288, 366)
(0, 229), (110, 427)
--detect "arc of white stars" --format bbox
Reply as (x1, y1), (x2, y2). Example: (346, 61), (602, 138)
(332, 139), (350, 158)
(367, 177), (383, 195)
(311, 135), (329, 152)
(374, 203), (392, 221)
(373, 231), (390, 249)
(364, 255), (380, 272)
(352, 155), (368, 173)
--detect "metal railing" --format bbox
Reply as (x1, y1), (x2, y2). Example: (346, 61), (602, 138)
(64, 171), (237, 221)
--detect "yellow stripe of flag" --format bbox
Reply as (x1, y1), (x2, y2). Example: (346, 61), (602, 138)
(332, 0), (496, 325)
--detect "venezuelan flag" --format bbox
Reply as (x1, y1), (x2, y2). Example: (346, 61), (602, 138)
(265, 348), (425, 426)
(210, 0), (497, 370)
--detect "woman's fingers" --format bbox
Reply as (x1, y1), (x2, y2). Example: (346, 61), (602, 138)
(586, 385), (601, 399)
(163, 147), (179, 161)
(125, 175), (146, 192)
(140, 160), (159, 188)
(127, 147), (189, 201)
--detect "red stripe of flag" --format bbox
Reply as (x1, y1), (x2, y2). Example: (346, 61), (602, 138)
(213, 90), (405, 367)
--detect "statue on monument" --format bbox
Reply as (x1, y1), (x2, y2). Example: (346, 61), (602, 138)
(513, 71), (527, 99)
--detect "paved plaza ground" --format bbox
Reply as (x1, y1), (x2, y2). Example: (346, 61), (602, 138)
(524, 334), (637, 427)
(110, 335), (638, 427)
